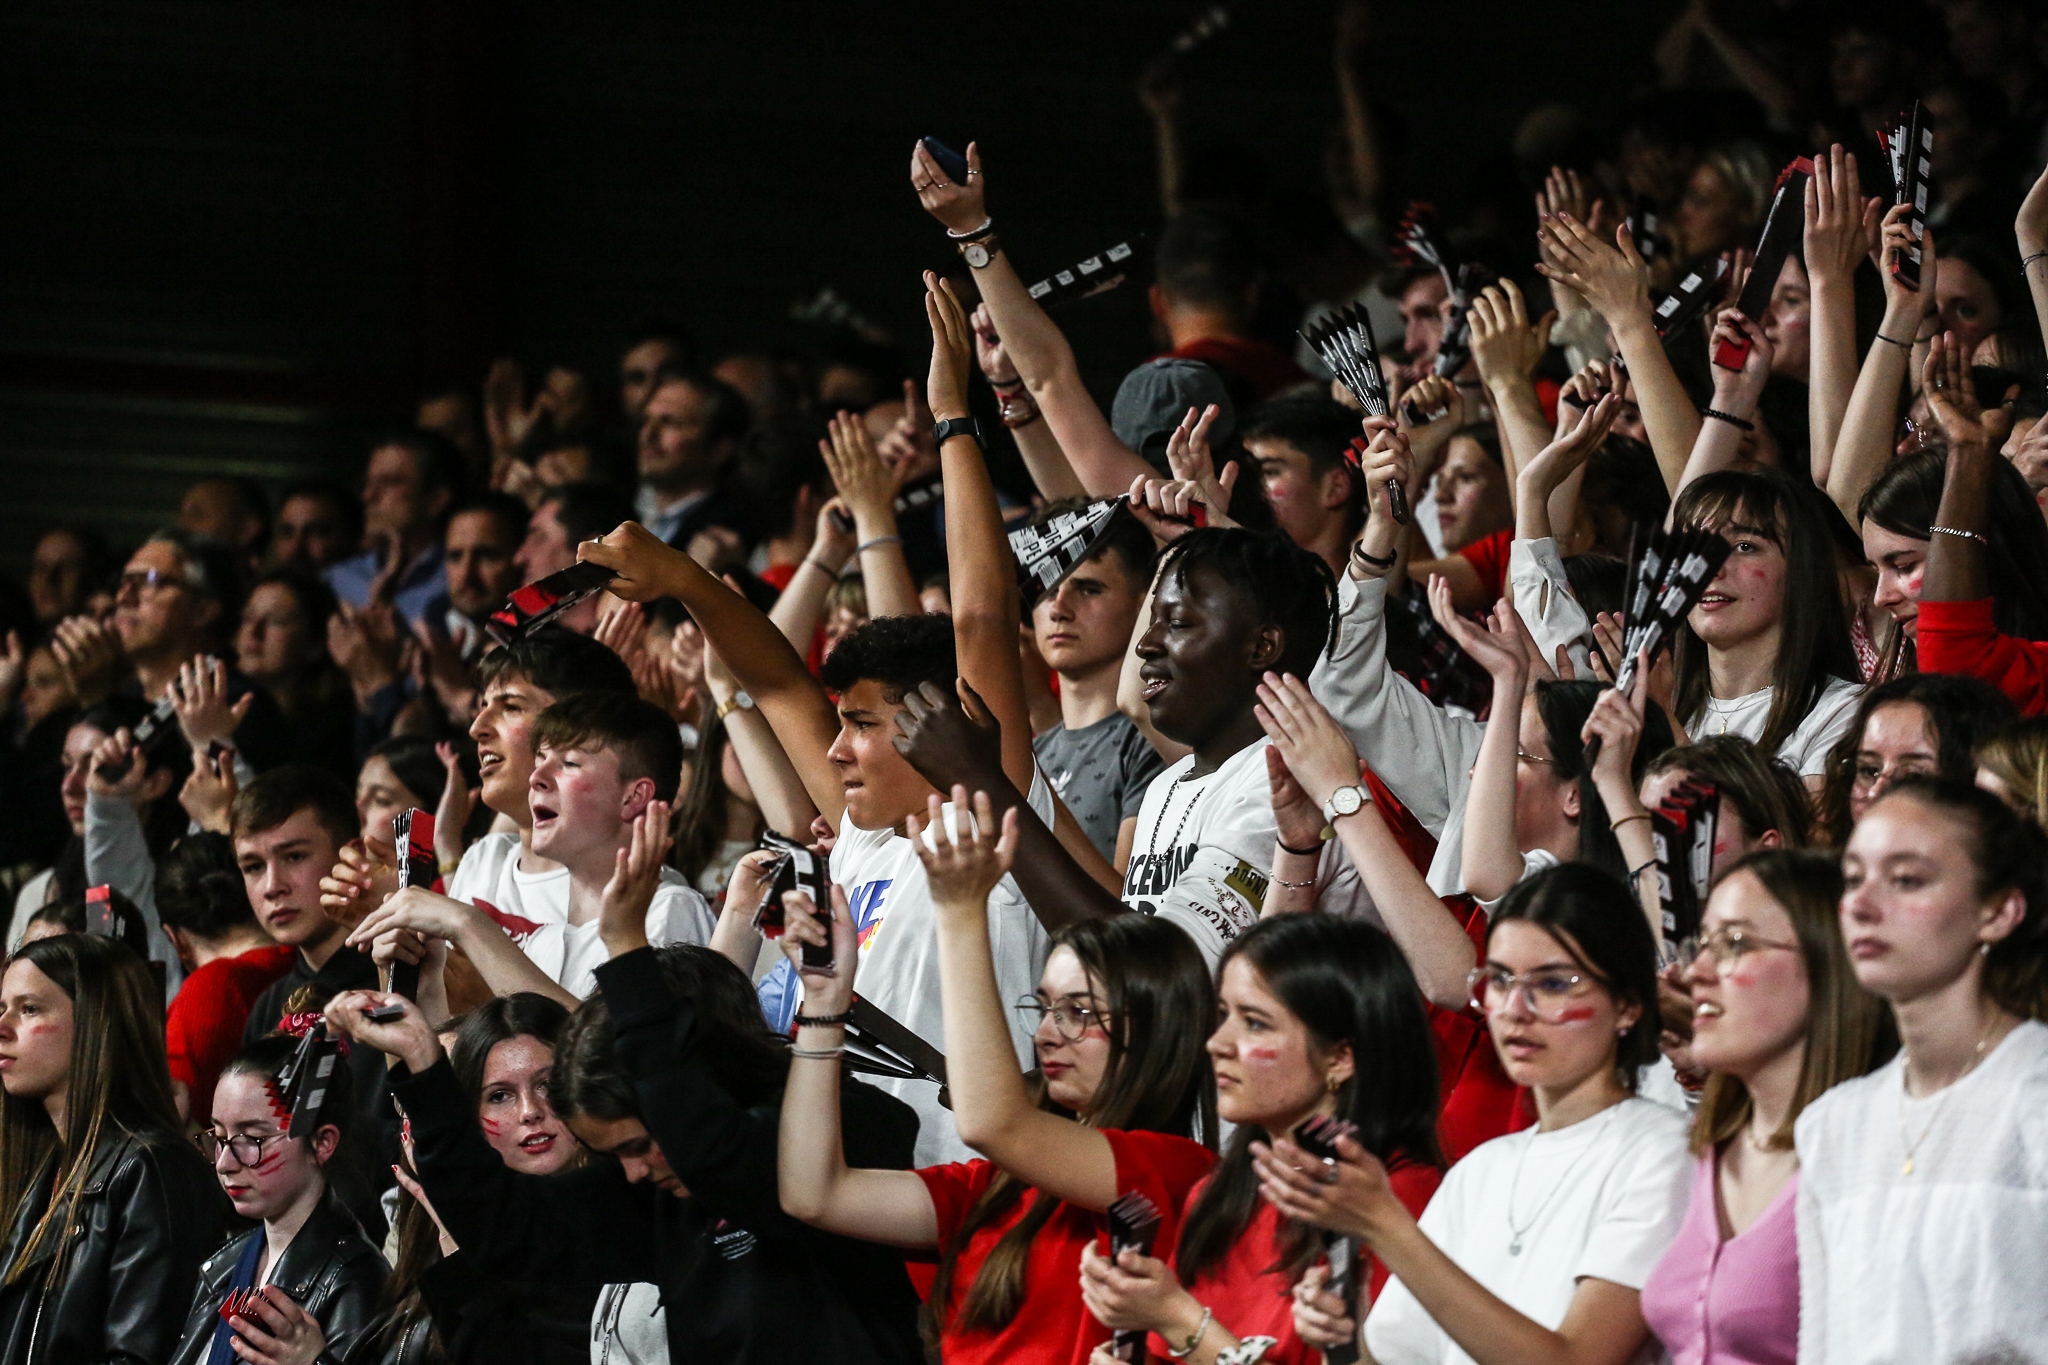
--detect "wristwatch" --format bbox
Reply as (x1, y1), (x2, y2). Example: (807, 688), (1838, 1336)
(959, 236), (1001, 268)
(932, 416), (984, 449)
(1322, 784), (1370, 824)
(716, 690), (755, 720)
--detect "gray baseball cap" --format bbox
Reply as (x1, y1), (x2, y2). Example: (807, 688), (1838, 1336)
(1110, 358), (1239, 471)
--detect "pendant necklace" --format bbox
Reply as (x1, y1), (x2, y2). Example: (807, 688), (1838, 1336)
(1504, 1104), (1620, 1255)
(1898, 1014), (2000, 1177)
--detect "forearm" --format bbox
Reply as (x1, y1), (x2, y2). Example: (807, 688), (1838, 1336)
(973, 252), (1155, 495)
(448, 912), (578, 1008)
(1460, 685), (1528, 901)
(1262, 846), (1322, 916)
(1335, 807), (1477, 1008)
(1611, 317), (1701, 493)
(2025, 251), (2048, 355)
(769, 555), (840, 652)
(1009, 416), (1087, 502)
(1336, 51), (1385, 210)
(1374, 1219), (1602, 1365)
(723, 706), (818, 839)
(1924, 445), (1995, 603)
(1489, 380), (1552, 491)
(1599, 779), (1661, 939)
(934, 900), (1047, 1146)
(853, 510), (920, 621)
(942, 430), (1037, 787)
(1672, 410), (1749, 499)
(1149, 108), (1184, 218)
(1515, 466), (1562, 542)
(1807, 276), (1860, 484)
(1009, 793), (1131, 928)
(1696, 20), (1799, 124)
(778, 1024), (940, 1246)
(1825, 304), (1917, 517)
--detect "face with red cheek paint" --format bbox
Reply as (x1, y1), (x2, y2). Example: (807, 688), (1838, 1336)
(1029, 946), (1116, 1115)
(0, 960), (74, 1107)
(1685, 870), (1811, 1079)
(1206, 956), (1352, 1134)
(477, 1034), (576, 1175)
(1480, 920), (1639, 1092)
(207, 1070), (337, 1222)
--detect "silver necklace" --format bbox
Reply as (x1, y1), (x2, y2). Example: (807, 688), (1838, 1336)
(1897, 1014), (2001, 1177)
(1146, 765), (1208, 858)
(1504, 1104), (1621, 1255)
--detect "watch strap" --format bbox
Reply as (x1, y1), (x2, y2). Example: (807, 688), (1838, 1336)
(932, 417), (984, 449)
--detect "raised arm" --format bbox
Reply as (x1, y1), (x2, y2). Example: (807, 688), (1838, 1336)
(1672, 310), (1774, 499)
(821, 413), (919, 620)
(1804, 146), (1880, 488)
(2018, 161), (2048, 351)
(348, 887), (579, 1010)
(973, 303), (1084, 502)
(1256, 676), (1480, 1009)
(921, 791), (1125, 1208)
(776, 887), (942, 1248)
(1922, 333), (2009, 608)
(1517, 393), (1620, 544)
(926, 273), (1036, 793)
(1826, 206), (1935, 521)
(769, 497), (855, 654)
(1467, 280), (1559, 491)
(1538, 214), (1700, 492)
(1434, 586), (1535, 903)
(910, 141), (1154, 497)
(703, 638), (818, 840)
(582, 522), (846, 825)
(1580, 677), (1661, 937)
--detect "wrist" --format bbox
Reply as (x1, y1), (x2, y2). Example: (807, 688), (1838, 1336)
(851, 511), (900, 543)
(400, 1039), (443, 1075)
(1159, 1290), (1206, 1342)
(1609, 312), (1658, 349)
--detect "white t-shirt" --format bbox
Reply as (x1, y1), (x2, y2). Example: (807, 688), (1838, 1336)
(758, 769), (1058, 1167)
(445, 832), (715, 999)
(1687, 675), (1863, 776)
(1795, 1019), (2048, 1365)
(1122, 738), (1376, 966)
(590, 1282), (666, 1365)
(9, 868), (52, 953)
(1366, 1097), (1692, 1365)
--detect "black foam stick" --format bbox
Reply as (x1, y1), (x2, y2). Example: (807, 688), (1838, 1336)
(95, 695), (180, 783)
(1293, 1115), (1363, 1365)
(840, 996), (951, 1109)
(1713, 158), (1814, 370)
(487, 561), (619, 644)
(1651, 779), (1719, 954)
(1301, 304), (1408, 523)
(1105, 1191), (1165, 1363)
(382, 808), (438, 1005)
(1026, 239), (1144, 308)
(1881, 102), (1934, 291)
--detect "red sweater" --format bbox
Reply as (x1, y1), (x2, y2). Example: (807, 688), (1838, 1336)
(167, 944), (296, 1121)
(1917, 597), (2048, 715)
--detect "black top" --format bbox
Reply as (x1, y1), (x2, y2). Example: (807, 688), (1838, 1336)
(170, 1187), (387, 1365)
(0, 1127), (227, 1365)
(364, 1250), (598, 1365)
(391, 946), (925, 1365)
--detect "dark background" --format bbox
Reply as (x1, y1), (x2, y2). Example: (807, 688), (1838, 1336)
(0, 0), (1668, 566)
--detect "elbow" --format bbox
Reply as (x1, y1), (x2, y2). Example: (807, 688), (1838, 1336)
(779, 1174), (827, 1226)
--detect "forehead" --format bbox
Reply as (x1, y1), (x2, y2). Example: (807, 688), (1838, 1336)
(1441, 436), (1492, 473)
(1154, 558), (1249, 618)
(1246, 435), (1310, 467)
(279, 494), (338, 526)
(1862, 700), (1935, 751)
(64, 722), (109, 759)
(126, 540), (184, 575)
(1218, 954), (1281, 1008)
(211, 1070), (281, 1127)
(836, 677), (898, 716)
(356, 755), (400, 792)
(1846, 797), (1956, 861)
(1486, 918), (1580, 969)
(368, 445), (421, 479)
(1703, 867), (1793, 934)
(235, 807), (334, 858)
(483, 1034), (554, 1083)
(34, 530), (84, 563)
(567, 1112), (648, 1153)
(1, 958), (61, 1001)
(486, 677), (552, 709)
(1861, 522), (1924, 558)
(1401, 275), (1447, 308)
(448, 509), (520, 548)
(1039, 944), (1098, 999)
(647, 380), (703, 416)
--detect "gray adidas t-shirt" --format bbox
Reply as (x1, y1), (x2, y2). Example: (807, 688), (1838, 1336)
(1032, 712), (1165, 864)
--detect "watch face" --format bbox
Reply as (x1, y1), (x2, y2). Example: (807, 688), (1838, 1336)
(1332, 786), (1363, 815)
(964, 242), (992, 268)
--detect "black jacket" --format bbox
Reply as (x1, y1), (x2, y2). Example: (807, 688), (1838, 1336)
(391, 947), (925, 1365)
(360, 1250), (596, 1365)
(169, 1188), (387, 1365)
(0, 1126), (226, 1365)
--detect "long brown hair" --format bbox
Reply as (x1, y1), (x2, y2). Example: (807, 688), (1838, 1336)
(1692, 850), (1891, 1153)
(924, 915), (1215, 1347)
(0, 935), (182, 1286)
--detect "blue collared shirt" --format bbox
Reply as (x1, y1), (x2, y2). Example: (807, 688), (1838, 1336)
(324, 543), (448, 626)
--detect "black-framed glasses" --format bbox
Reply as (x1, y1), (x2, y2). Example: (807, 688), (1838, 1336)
(196, 1129), (290, 1168)
(1014, 996), (1110, 1042)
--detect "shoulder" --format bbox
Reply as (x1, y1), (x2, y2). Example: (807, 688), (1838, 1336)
(1106, 1129), (1216, 1192)
(1797, 1056), (1898, 1146)
(450, 831), (520, 886)
(199, 1226), (261, 1284)
(1601, 1099), (1693, 1181)
(94, 1127), (216, 1203)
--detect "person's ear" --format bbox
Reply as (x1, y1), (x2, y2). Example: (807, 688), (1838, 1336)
(1559, 779), (1582, 822)
(426, 485), (454, 522)
(1757, 828), (1784, 849)
(139, 766), (175, 804)
(1613, 996), (1644, 1038)
(1323, 1041), (1356, 1092)
(619, 775), (658, 821)
(1147, 284), (1169, 325)
(312, 1122), (341, 1167)
(1981, 886), (2027, 950)
(1322, 464), (1357, 512)
(1245, 624), (1286, 674)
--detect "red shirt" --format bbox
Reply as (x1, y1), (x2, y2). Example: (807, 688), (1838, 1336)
(916, 1128), (1215, 1365)
(1917, 596), (2048, 715)
(167, 944), (296, 1121)
(1456, 527), (1513, 608)
(1158, 1159), (1442, 1363)
(1167, 337), (1310, 403)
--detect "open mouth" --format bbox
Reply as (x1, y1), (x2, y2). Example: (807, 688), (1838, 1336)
(519, 1133), (556, 1153)
(1139, 669), (1172, 701)
(1696, 593), (1735, 610)
(478, 750), (503, 777)
(530, 803), (558, 825)
(1693, 1000), (1724, 1021)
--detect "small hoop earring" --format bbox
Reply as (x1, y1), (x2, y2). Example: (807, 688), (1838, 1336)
(1325, 1073), (1340, 1095)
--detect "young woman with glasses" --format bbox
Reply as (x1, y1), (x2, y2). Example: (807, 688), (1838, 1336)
(1797, 778), (2048, 1362)
(1638, 850), (1891, 1365)
(170, 1032), (387, 1365)
(1811, 673), (2017, 846)
(777, 789), (1217, 1365)
(1258, 863), (1691, 1365)
(0, 934), (223, 1365)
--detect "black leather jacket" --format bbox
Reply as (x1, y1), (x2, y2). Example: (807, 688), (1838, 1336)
(0, 1126), (226, 1365)
(169, 1188), (388, 1365)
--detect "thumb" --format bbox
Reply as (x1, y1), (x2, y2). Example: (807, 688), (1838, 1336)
(1217, 461), (1240, 496)
(956, 677), (994, 726)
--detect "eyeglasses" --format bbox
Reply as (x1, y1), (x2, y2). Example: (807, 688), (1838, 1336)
(196, 1129), (290, 1168)
(117, 567), (189, 598)
(1014, 996), (1110, 1042)
(1850, 757), (1935, 796)
(1516, 749), (1556, 767)
(1466, 966), (1598, 1022)
(1690, 926), (1800, 969)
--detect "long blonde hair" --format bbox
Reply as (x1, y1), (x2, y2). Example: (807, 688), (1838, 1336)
(0, 936), (182, 1286)
(1978, 717), (2048, 832)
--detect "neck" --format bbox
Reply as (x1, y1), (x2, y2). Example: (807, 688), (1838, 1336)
(262, 1179), (326, 1279)
(1163, 307), (1246, 350)
(645, 474), (714, 511)
(298, 924), (346, 974)
(1739, 1036), (1807, 1141)
(133, 649), (195, 702)
(1532, 1061), (1628, 1131)
(1306, 522), (1353, 581)
(563, 845), (628, 927)
(384, 527), (434, 574)
(1261, 1092), (1339, 1145)
(192, 927), (275, 970)
(513, 811), (564, 876)
(1189, 705), (1266, 778)
(1894, 964), (2017, 1095)
(1707, 622), (1782, 699)
(1056, 659), (1124, 730)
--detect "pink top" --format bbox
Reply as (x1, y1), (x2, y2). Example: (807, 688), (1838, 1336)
(1640, 1150), (1799, 1365)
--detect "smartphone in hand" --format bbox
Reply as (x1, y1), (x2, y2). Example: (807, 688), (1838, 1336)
(921, 136), (970, 186)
